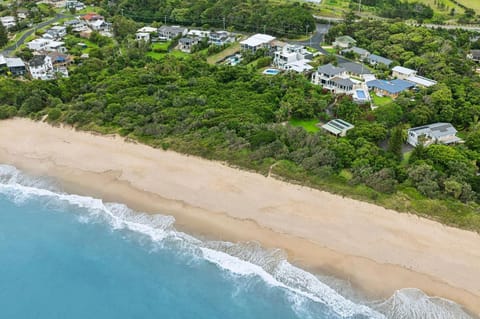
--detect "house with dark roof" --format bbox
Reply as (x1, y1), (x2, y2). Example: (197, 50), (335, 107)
(28, 55), (53, 80)
(337, 61), (372, 79)
(311, 63), (347, 85)
(367, 54), (393, 67)
(407, 123), (462, 147)
(367, 79), (415, 99)
(179, 37), (201, 53)
(332, 36), (356, 49)
(209, 31), (234, 46)
(158, 25), (187, 40)
(322, 119), (354, 137)
(341, 47), (370, 60)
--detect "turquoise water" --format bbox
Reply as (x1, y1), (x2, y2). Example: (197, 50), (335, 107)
(0, 165), (474, 319)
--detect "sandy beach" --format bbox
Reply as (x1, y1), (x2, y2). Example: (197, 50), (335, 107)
(0, 118), (479, 315)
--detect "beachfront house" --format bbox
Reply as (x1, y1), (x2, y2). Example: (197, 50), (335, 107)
(367, 79), (415, 99)
(158, 25), (187, 41)
(332, 36), (356, 49)
(407, 123), (463, 147)
(273, 44), (313, 73)
(240, 34), (276, 53)
(6, 58), (26, 76)
(366, 54), (393, 68)
(322, 119), (354, 137)
(28, 55), (54, 80)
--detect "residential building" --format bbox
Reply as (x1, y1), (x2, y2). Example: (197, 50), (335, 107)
(0, 55), (6, 68)
(468, 50), (480, 62)
(367, 79), (415, 99)
(311, 63), (348, 86)
(366, 54), (393, 67)
(337, 61), (373, 79)
(240, 33), (276, 53)
(16, 9), (29, 20)
(332, 35), (356, 49)
(392, 66), (416, 80)
(341, 46), (370, 60)
(209, 31), (234, 46)
(135, 32), (151, 42)
(90, 20), (110, 31)
(322, 119), (354, 137)
(28, 38), (66, 53)
(28, 55), (54, 80)
(0, 16), (16, 29)
(6, 58), (26, 76)
(407, 123), (462, 147)
(406, 75), (437, 88)
(179, 37), (200, 53)
(189, 29), (210, 38)
(82, 13), (104, 23)
(273, 44), (313, 72)
(65, 0), (86, 10)
(47, 51), (73, 68)
(158, 25), (187, 40)
(43, 26), (67, 40)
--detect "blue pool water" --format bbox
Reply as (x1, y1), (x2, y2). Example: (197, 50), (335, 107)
(356, 90), (367, 99)
(263, 68), (280, 75)
(0, 165), (474, 319)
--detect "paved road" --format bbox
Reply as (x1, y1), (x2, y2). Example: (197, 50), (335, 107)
(293, 23), (331, 54)
(1, 13), (71, 56)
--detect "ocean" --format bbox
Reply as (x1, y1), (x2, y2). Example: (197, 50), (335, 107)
(0, 164), (474, 319)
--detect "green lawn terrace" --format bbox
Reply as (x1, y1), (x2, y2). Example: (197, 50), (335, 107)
(146, 42), (190, 60)
(289, 119), (321, 133)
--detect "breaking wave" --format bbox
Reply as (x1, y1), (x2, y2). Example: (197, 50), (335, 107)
(0, 164), (475, 319)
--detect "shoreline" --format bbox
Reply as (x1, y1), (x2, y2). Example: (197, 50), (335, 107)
(1, 118), (479, 315)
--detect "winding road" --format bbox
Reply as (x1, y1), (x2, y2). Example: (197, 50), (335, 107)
(1, 13), (71, 57)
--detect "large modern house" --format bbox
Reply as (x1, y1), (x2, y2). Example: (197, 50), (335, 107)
(407, 123), (462, 147)
(158, 25), (187, 40)
(240, 34), (276, 53)
(273, 44), (313, 72)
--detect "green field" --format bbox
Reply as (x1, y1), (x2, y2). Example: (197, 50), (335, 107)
(372, 93), (393, 107)
(289, 119), (320, 132)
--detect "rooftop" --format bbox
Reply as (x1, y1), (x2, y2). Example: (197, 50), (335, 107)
(6, 58), (25, 68)
(29, 55), (47, 67)
(335, 35), (356, 44)
(338, 61), (372, 75)
(316, 63), (346, 77)
(408, 123), (460, 141)
(341, 46), (370, 56)
(392, 66), (416, 75)
(322, 119), (354, 135)
(368, 54), (393, 66)
(240, 33), (276, 47)
(406, 75), (437, 87)
(367, 79), (415, 94)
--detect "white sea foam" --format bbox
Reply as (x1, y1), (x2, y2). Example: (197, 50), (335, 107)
(0, 164), (475, 319)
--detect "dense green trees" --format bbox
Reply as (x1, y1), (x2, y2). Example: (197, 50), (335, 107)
(0, 23), (7, 47)
(101, 0), (315, 37)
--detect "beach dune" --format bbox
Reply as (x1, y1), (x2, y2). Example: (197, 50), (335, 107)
(0, 118), (479, 315)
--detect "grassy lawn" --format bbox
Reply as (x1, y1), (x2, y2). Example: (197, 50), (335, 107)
(206, 42), (240, 65)
(372, 93), (393, 107)
(322, 46), (336, 54)
(289, 119), (320, 133)
(151, 42), (171, 51)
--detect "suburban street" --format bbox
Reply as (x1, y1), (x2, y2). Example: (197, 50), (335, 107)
(293, 23), (331, 54)
(1, 13), (71, 56)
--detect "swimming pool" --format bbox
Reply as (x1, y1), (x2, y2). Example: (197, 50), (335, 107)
(263, 69), (280, 75)
(356, 90), (367, 99)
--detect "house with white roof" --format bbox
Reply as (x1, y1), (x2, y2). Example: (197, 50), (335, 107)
(240, 34), (276, 53)
(273, 44), (313, 73)
(332, 36), (356, 49)
(0, 55), (6, 69)
(392, 66), (417, 80)
(0, 16), (16, 29)
(28, 38), (66, 53)
(407, 123), (462, 147)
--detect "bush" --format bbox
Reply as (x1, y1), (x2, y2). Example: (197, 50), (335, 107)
(47, 108), (62, 121)
(0, 105), (17, 119)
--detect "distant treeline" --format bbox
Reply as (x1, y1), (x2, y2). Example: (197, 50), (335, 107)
(350, 0), (434, 20)
(102, 0), (315, 37)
